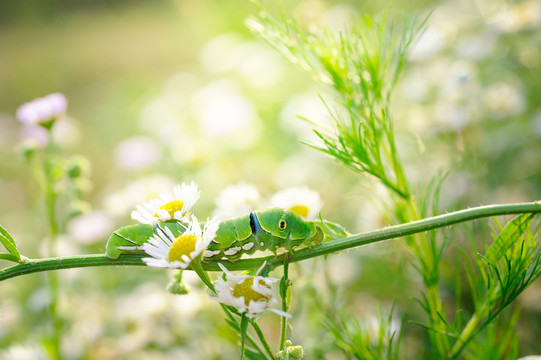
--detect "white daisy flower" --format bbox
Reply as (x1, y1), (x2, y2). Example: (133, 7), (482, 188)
(142, 215), (220, 269)
(16, 93), (67, 127)
(131, 182), (200, 224)
(211, 263), (290, 319)
(212, 182), (262, 219)
(269, 186), (323, 219)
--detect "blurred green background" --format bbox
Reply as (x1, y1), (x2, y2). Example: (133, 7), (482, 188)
(1, 0), (541, 358)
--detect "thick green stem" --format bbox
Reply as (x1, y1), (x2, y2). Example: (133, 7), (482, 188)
(0, 202), (540, 281)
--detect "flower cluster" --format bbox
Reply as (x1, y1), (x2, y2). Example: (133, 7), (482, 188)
(132, 181), (290, 318)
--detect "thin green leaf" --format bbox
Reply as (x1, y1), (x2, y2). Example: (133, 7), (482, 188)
(0, 224), (20, 260)
(485, 214), (532, 263)
(0, 253), (20, 262)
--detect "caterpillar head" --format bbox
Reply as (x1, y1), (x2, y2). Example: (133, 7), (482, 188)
(254, 208), (313, 249)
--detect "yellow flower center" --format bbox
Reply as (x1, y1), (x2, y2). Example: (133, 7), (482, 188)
(154, 200), (185, 219)
(168, 234), (198, 262)
(289, 204), (309, 218)
(232, 278), (271, 306)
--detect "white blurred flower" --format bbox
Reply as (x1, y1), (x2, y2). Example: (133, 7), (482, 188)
(20, 125), (49, 146)
(201, 34), (286, 88)
(200, 94), (255, 136)
(142, 215), (220, 269)
(211, 263), (290, 319)
(114, 136), (162, 171)
(455, 33), (496, 61)
(138, 73), (197, 140)
(67, 211), (114, 245)
(237, 43), (285, 89)
(103, 174), (176, 217)
(434, 104), (470, 130)
(0, 302), (21, 339)
(200, 33), (245, 75)
(131, 182), (200, 224)
(16, 93), (67, 127)
(483, 82), (525, 118)
(212, 182), (261, 219)
(279, 91), (334, 139)
(409, 27), (446, 60)
(0, 345), (42, 360)
(269, 186), (323, 219)
(52, 116), (81, 148)
(323, 4), (357, 32)
(399, 69), (430, 102)
(194, 80), (257, 138)
(492, 1), (541, 32)
(273, 150), (329, 190)
(440, 61), (479, 102)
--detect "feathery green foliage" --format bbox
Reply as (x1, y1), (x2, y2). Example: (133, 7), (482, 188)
(322, 305), (401, 360)
(247, 9), (427, 199)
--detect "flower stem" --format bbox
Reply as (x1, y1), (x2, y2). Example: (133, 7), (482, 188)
(191, 260), (216, 293)
(279, 258), (290, 351)
(220, 304), (270, 359)
(37, 133), (62, 360)
(251, 320), (276, 360)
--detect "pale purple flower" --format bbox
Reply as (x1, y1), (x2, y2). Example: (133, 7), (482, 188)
(16, 93), (67, 126)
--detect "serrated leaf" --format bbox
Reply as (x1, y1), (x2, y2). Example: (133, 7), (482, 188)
(105, 222), (184, 259)
(0, 224), (20, 260)
(485, 214), (532, 264)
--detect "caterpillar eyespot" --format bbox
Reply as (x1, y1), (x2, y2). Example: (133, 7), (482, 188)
(278, 219), (287, 230)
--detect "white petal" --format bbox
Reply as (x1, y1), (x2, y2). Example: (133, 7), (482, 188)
(268, 308), (291, 318)
(142, 258), (170, 267)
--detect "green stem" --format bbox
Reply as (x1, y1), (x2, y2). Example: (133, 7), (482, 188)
(279, 259), (290, 351)
(220, 305), (270, 359)
(251, 320), (276, 360)
(191, 260), (216, 293)
(426, 283), (448, 355)
(44, 134), (61, 360)
(449, 312), (481, 359)
(0, 202), (540, 281)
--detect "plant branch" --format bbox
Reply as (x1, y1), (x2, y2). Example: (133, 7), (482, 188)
(0, 202), (540, 282)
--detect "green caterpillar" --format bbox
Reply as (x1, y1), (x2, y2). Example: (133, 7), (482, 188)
(105, 208), (347, 261)
(203, 208), (322, 261)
